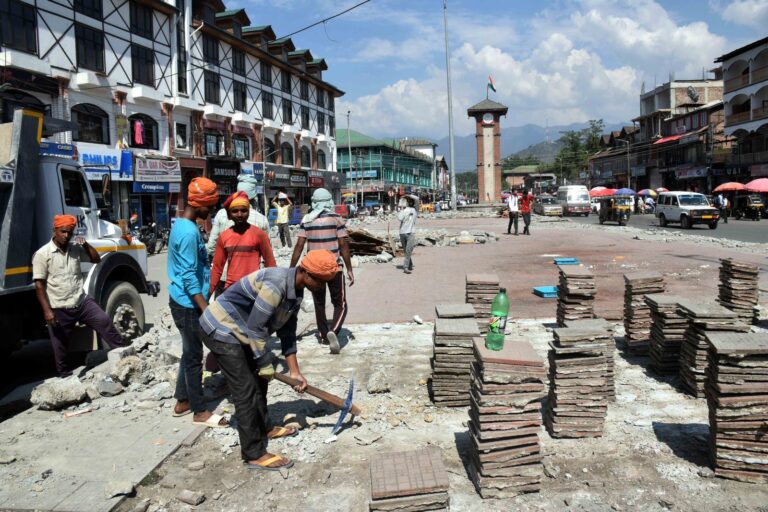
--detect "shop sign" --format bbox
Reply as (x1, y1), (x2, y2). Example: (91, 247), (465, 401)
(211, 164), (239, 179)
(132, 182), (181, 194)
(750, 164), (768, 177)
(266, 164), (291, 186)
(309, 176), (324, 187)
(203, 119), (227, 131)
(79, 147), (134, 181)
(39, 142), (74, 158)
(631, 166), (646, 177)
(290, 170), (308, 186)
(675, 167), (707, 179)
(349, 170), (378, 179)
(135, 157), (181, 182)
(252, 162), (265, 180)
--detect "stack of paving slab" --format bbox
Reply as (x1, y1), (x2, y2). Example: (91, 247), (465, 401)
(646, 294), (687, 375)
(705, 332), (768, 484)
(562, 318), (615, 401)
(556, 266), (596, 326)
(466, 274), (500, 334)
(623, 271), (666, 355)
(718, 258), (760, 325)
(678, 301), (749, 398)
(544, 327), (609, 437)
(468, 337), (547, 499)
(430, 306), (480, 407)
(369, 447), (450, 511)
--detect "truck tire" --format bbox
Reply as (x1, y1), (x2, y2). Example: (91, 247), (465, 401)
(681, 215), (691, 229)
(659, 214), (667, 227)
(709, 221), (718, 230)
(103, 281), (145, 344)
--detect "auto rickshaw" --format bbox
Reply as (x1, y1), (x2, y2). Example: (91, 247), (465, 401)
(598, 195), (632, 226)
(733, 193), (763, 221)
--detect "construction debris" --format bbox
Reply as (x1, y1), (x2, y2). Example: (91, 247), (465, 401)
(348, 229), (395, 256)
(623, 271), (665, 355)
(368, 447), (450, 511)
(718, 259), (760, 325)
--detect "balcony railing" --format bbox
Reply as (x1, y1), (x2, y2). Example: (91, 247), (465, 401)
(725, 74), (750, 93)
(753, 105), (768, 121)
(726, 111), (752, 126)
(752, 64), (768, 84)
(725, 150), (768, 165)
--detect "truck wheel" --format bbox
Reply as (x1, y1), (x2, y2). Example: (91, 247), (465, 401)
(709, 221), (718, 230)
(103, 282), (145, 344)
(681, 216), (691, 229)
(659, 214), (667, 227)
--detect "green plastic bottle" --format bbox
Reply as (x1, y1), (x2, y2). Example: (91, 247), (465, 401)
(485, 287), (509, 351)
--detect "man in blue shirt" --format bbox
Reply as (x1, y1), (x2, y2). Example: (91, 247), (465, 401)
(168, 177), (227, 428)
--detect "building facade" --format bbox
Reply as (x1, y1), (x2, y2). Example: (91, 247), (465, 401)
(0, 0), (343, 226)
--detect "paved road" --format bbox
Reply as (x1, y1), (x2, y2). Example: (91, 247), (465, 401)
(567, 211), (768, 243)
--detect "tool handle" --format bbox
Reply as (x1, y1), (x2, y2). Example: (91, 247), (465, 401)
(274, 372), (361, 416)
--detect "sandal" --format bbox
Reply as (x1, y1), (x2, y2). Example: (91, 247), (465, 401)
(172, 401), (192, 417)
(192, 413), (229, 428)
(245, 454), (294, 471)
(267, 426), (298, 439)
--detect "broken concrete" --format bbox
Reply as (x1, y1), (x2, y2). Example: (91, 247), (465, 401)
(30, 376), (88, 411)
(366, 367), (390, 394)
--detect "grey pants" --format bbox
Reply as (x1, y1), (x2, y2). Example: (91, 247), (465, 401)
(277, 223), (292, 247)
(400, 233), (416, 271)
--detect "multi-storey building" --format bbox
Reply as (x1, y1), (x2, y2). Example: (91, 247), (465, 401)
(715, 36), (768, 180)
(0, 0), (343, 226)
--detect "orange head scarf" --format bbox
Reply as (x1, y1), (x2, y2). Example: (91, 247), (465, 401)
(53, 214), (77, 230)
(223, 191), (250, 211)
(299, 250), (339, 281)
(188, 177), (219, 208)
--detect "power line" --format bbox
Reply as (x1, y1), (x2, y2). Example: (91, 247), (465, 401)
(280, 0), (372, 39)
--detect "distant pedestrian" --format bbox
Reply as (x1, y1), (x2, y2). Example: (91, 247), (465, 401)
(271, 193), (293, 247)
(398, 196), (417, 274)
(520, 189), (533, 235)
(506, 189), (519, 235)
(715, 193), (728, 223)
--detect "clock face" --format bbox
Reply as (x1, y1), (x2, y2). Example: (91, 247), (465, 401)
(482, 113), (494, 125)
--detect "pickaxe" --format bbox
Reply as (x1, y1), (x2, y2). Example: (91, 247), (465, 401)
(273, 372), (360, 435)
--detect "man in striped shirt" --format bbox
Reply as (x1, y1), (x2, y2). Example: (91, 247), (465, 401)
(199, 250), (339, 471)
(290, 188), (354, 354)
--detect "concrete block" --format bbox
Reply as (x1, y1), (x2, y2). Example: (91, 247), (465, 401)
(107, 346), (136, 367)
(30, 376), (88, 411)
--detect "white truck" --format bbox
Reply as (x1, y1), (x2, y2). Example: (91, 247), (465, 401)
(0, 109), (158, 355)
(556, 185), (591, 216)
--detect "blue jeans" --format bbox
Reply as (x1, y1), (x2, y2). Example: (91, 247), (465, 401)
(170, 299), (206, 413)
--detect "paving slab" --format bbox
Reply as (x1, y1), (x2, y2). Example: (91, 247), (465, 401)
(707, 332), (768, 355)
(369, 447), (449, 500)
(434, 317), (480, 336)
(434, 303), (476, 318)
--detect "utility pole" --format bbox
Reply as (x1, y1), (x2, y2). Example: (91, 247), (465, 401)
(443, 0), (457, 210)
(346, 111), (354, 206)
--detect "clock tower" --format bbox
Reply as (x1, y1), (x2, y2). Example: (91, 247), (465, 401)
(467, 99), (508, 203)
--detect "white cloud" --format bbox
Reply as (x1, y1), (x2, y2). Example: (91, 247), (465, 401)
(719, 0), (768, 29)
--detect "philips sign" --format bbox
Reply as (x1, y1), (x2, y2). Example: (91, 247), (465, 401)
(81, 153), (119, 167)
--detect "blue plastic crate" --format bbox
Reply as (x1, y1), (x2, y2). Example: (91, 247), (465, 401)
(553, 257), (580, 265)
(533, 286), (558, 298)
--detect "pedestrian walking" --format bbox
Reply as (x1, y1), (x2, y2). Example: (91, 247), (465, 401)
(290, 188), (354, 354)
(167, 177), (228, 428)
(398, 196), (417, 274)
(271, 193), (293, 248)
(716, 193), (728, 223)
(32, 215), (127, 377)
(506, 189), (519, 235)
(520, 189), (533, 235)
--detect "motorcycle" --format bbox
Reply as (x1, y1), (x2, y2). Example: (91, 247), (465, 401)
(130, 221), (158, 255)
(155, 227), (171, 253)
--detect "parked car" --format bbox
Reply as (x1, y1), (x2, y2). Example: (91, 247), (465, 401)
(533, 194), (563, 216)
(556, 185), (590, 216)
(655, 191), (719, 229)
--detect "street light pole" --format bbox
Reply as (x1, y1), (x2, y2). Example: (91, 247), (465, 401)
(618, 139), (630, 189)
(443, 0), (457, 211)
(346, 110), (355, 207)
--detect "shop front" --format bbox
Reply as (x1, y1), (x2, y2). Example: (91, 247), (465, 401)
(177, 157), (206, 213)
(132, 155), (181, 227)
(321, 171), (342, 203)
(265, 164), (293, 203)
(750, 163), (768, 178)
(665, 166), (708, 193)
(207, 158), (241, 205)
(289, 170), (308, 205)
(76, 144), (134, 221)
(240, 161), (266, 213)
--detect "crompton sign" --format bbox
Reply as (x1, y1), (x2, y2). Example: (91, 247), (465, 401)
(132, 182), (181, 194)
(135, 157), (181, 182)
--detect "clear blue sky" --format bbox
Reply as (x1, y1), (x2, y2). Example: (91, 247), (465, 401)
(241, 0), (768, 138)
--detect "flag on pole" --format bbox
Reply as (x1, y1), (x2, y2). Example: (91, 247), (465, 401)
(487, 75), (497, 93)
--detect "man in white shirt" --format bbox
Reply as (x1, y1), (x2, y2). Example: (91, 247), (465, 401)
(397, 196), (417, 274)
(506, 190), (519, 235)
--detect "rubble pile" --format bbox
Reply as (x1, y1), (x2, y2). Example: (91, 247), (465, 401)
(705, 332), (768, 484)
(562, 318), (615, 400)
(646, 294), (687, 375)
(347, 229), (398, 256)
(429, 309), (480, 407)
(717, 259), (760, 325)
(468, 338), (546, 499)
(545, 327), (609, 438)
(368, 447), (450, 511)
(678, 302), (749, 398)
(555, 266), (596, 326)
(623, 271), (666, 355)
(465, 273), (500, 334)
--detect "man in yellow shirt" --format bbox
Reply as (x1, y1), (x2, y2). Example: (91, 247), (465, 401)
(271, 193), (293, 248)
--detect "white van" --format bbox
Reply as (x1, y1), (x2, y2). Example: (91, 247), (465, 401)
(556, 186), (591, 216)
(655, 191), (719, 229)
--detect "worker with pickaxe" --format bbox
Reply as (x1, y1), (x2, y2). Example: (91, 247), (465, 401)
(199, 250), (339, 471)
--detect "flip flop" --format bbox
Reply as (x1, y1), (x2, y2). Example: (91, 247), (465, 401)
(172, 402), (192, 417)
(192, 413), (229, 428)
(245, 455), (294, 471)
(267, 426), (298, 439)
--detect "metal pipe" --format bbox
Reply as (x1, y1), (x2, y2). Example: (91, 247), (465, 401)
(443, 0), (457, 210)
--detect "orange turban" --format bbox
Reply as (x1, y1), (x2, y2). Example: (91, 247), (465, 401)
(300, 250), (339, 281)
(224, 191), (250, 210)
(53, 214), (77, 229)
(188, 177), (219, 207)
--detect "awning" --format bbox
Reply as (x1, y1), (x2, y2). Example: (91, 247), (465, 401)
(653, 135), (683, 145)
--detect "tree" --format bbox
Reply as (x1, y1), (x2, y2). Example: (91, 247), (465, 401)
(553, 119), (604, 183)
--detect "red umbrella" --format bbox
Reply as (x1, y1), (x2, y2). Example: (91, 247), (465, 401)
(713, 182), (746, 193)
(655, 187), (668, 193)
(745, 178), (768, 193)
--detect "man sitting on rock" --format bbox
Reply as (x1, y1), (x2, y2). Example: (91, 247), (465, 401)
(199, 250), (339, 470)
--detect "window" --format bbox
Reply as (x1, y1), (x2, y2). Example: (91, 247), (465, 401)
(233, 81), (247, 112)
(61, 169), (90, 208)
(262, 91), (273, 119)
(74, 0), (101, 19)
(75, 24), (104, 72)
(175, 123), (187, 149)
(300, 146), (310, 168)
(329, 115), (335, 136)
(328, 97), (334, 112)
(72, 104), (109, 144)
(130, 1), (153, 39)
(232, 23), (241, 39)
(204, 70), (219, 104)
(260, 61), (271, 86)
(128, 113), (158, 149)
(204, 131), (224, 156)
(233, 136), (249, 159)
(176, 17), (187, 93)
(131, 45), (154, 86)
(281, 142), (293, 166)
(203, 34), (218, 65)
(0, 0), (37, 54)
(301, 106), (309, 130)
(232, 48), (245, 76)
(317, 149), (326, 170)
(300, 80), (309, 100)
(316, 89), (324, 108)
(281, 70), (290, 93)
(264, 138), (276, 163)
(317, 112), (325, 134)
(282, 99), (292, 124)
